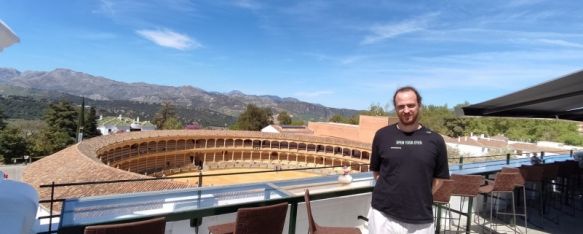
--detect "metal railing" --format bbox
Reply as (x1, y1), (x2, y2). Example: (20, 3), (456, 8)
(36, 149), (577, 233)
(37, 163), (370, 234)
(448, 149), (574, 170)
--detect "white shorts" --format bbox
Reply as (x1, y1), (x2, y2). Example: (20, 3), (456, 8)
(367, 208), (434, 234)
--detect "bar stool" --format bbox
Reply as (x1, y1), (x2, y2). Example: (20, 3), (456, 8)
(479, 172), (521, 233)
(500, 167), (528, 233)
(433, 179), (455, 233)
(557, 161), (580, 210)
(450, 174), (484, 233)
(541, 163), (561, 224)
(521, 165), (547, 225)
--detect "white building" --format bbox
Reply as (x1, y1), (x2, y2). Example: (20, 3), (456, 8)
(260, 125), (313, 135)
(97, 115), (156, 135)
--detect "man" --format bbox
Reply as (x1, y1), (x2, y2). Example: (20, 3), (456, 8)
(368, 86), (450, 234)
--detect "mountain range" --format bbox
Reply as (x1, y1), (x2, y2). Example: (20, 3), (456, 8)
(0, 67), (359, 126)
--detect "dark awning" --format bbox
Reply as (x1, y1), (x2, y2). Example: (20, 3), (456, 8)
(463, 70), (583, 121)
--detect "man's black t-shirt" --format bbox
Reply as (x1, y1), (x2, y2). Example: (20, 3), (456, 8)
(370, 124), (450, 224)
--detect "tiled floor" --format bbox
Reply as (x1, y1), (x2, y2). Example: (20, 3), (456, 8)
(443, 194), (583, 234)
(358, 194), (583, 234)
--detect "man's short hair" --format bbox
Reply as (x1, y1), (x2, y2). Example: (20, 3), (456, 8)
(392, 86), (422, 107)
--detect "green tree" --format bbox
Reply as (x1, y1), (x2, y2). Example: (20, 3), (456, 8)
(329, 114), (346, 123)
(28, 128), (73, 157)
(0, 127), (28, 164)
(234, 104), (273, 131)
(0, 108), (6, 130)
(328, 114), (358, 124)
(348, 114), (359, 124)
(559, 132), (583, 146)
(361, 103), (388, 116)
(277, 111), (292, 125)
(421, 105), (454, 134)
(444, 117), (468, 137)
(44, 101), (78, 139)
(466, 118), (489, 135)
(83, 107), (101, 138)
(162, 117), (184, 130)
(153, 102), (178, 129)
(290, 119), (305, 126)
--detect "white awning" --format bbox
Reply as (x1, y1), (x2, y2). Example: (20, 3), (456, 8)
(0, 19), (20, 52)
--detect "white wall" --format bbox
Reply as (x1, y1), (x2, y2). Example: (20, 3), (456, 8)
(446, 143), (489, 157)
(261, 125), (280, 133)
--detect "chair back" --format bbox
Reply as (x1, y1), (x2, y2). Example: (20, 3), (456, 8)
(558, 161), (579, 178)
(521, 165), (544, 182)
(234, 202), (288, 234)
(542, 163), (560, 180)
(432, 179), (455, 204)
(451, 174), (483, 197)
(84, 217), (166, 234)
(492, 173), (516, 192)
(501, 167), (525, 186)
(304, 189), (320, 233)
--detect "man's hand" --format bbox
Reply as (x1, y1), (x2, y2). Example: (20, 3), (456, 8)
(373, 171), (380, 181)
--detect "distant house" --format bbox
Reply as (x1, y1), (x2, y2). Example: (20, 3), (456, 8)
(261, 125), (313, 135)
(443, 135), (503, 157)
(444, 134), (567, 157)
(97, 115), (156, 135)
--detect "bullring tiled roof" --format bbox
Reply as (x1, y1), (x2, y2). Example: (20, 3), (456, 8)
(23, 130), (372, 209)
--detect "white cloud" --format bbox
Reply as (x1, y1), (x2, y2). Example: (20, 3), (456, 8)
(361, 13), (439, 45)
(537, 39), (583, 49)
(505, 0), (546, 8)
(295, 90), (334, 98)
(302, 52), (371, 66)
(340, 55), (368, 65)
(95, 0), (115, 16)
(233, 0), (261, 10)
(136, 29), (202, 50)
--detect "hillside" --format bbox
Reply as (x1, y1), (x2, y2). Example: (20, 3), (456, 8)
(0, 67), (360, 125)
(0, 87), (237, 126)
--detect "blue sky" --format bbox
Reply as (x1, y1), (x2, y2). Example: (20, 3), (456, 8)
(1, 0), (583, 110)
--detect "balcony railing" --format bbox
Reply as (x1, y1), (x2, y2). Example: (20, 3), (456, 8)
(36, 150), (577, 234)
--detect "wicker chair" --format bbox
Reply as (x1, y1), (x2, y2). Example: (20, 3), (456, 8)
(479, 172), (522, 233)
(207, 202), (288, 234)
(521, 165), (545, 222)
(450, 174), (484, 233)
(84, 217), (166, 234)
(304, 189), (361, 234)
(432, 179), (455, 233)
(501, 167), (528, 233)
(522, 163), (563, 226)
(557, 161), (581, 212)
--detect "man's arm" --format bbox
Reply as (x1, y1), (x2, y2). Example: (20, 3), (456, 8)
(373, 171), (380, 181)
(432, 178), (444, 195)
(369, 130), (382, 178)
